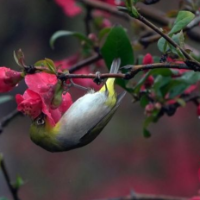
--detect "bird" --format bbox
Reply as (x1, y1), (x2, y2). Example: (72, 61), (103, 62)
(30, 58), (126, 152)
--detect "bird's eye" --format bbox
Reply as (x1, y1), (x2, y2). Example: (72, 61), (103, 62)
(36, 118), (45, 126)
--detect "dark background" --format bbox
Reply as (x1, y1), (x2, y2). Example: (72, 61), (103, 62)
(0, 1), (200, 200)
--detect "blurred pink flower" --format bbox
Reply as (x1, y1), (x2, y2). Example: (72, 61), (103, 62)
(0, 67), (22, 92)
(54, 0), (81, 17)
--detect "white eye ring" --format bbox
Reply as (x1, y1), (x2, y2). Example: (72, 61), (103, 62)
(37, 118), (45, 125)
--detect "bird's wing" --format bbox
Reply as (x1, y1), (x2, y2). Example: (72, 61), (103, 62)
(79, 91), (126, 146)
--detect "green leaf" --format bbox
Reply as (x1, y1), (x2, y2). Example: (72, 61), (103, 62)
(101, 26), (134, 68)
(0, 96), (12, 105)
(157, 31), (185, 55)
(101, 26), (134, 91)
(161, 71), (200, 99)
(140, 94), (149, 107)
(133, 68), (174, 94)
(176, 98), (186, 107)
(153, 76), (171, 98)
(143, 128), (151, 138)
(143, 116), (155, 138)
(169, 11), (195, 34)
(35, 58), (56, 74)
(13, 49), (26, 68)
(50, 31), (93, 49)
(13, 176), (24, 190)
(125, 0), (139, 18)
(45, 58), (56, 74)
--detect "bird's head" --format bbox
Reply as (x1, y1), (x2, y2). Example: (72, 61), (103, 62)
(30, 113), (62, 152)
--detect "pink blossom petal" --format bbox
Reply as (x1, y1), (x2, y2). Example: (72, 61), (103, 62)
(16, 89), (43, 119)
(0, 67), (22, 92)
(54, 0), (81, 17)
(59, 93), (73, 114)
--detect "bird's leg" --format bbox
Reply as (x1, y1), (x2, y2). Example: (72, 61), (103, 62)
(94, 71), (108, 94)
(93, 71), (103, 85)
(63, 79), (89, 93)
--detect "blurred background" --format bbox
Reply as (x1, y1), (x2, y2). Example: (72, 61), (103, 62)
(0, 0), (200, 200)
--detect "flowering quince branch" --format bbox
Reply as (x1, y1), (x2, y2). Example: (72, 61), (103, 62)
(135, 14), (195, 62)
(0, 154), (21, 200)
(78, 0), (200, 42)
(1, 0), (200, 199)
(56, 62), (194, 80)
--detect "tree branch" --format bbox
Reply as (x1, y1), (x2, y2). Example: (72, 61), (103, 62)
(56, 62), (196, 81)
(78, 0), (200, 42)
(97, 193), (188, 200)
(0, 154), (21, 200)
(69, 53), (102, 73)
(0, 109), (22, 134)
(136, 14), (195, 61)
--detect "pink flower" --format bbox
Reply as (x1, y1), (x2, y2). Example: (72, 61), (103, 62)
(16, 72), (73, 126)
(141, 54), (154, 90)
(25, 72), (57, 106)
(54, 0), (81, 17)
(16, 89), (43, 119)
(0, 67), (22, 92)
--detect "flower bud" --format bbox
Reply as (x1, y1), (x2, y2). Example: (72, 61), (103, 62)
(144, 75), (154, 88)
(145, 103), (155, 116)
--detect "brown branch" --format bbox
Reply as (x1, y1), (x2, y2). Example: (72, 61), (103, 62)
(69, 53), (102, 73)
(57, 62), (196, 80)
(0, 154), (21, 200)
(97, 193), (188, 200)
(0, 109), (22, 134)
(136, 14), (194, 61)
(78, 0), (200, 42)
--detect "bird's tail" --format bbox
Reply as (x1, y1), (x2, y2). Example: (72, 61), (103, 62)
(100, 58), (121, 95)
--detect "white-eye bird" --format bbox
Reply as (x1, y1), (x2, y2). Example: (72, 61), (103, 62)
(30, 58), (126, 152)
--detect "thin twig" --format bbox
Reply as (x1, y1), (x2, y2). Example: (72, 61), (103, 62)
(69, 53), (102, 73)
(0, 109), (22, 134)
(137, 14), (194, 61)
(78, 0), (200, 42)
(84, 4), (92, 35)
(0, 155), (21, 200)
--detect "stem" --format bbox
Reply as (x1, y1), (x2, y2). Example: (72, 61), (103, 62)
(84, 4), (92, 35)
(137, 14), (194, 61)
(0, 155), (21, 200)
(0, 109), (22, 134)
